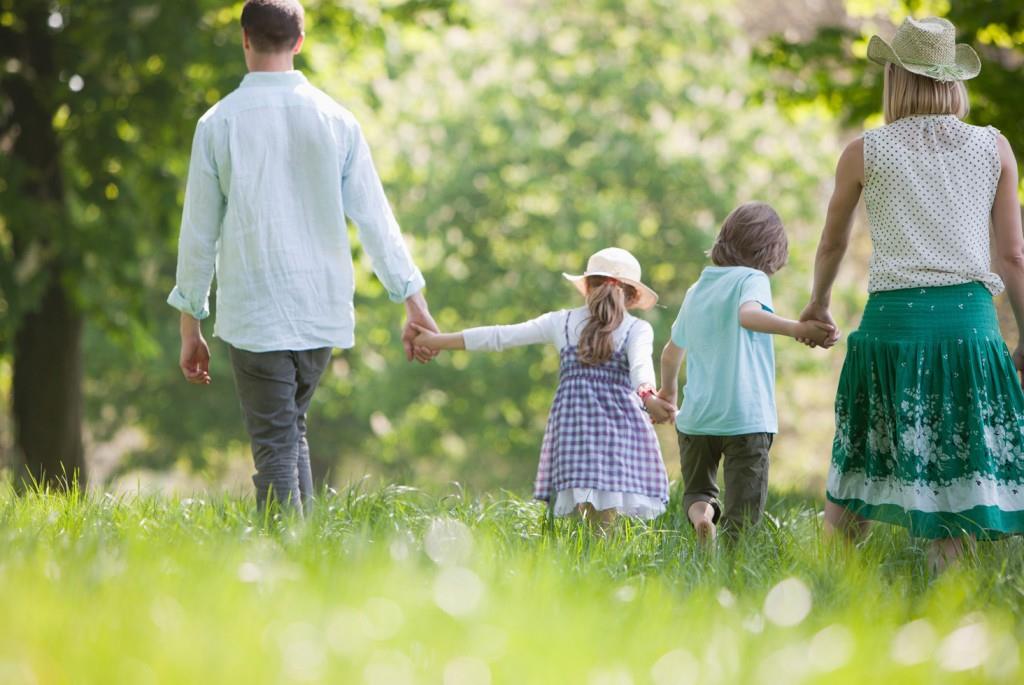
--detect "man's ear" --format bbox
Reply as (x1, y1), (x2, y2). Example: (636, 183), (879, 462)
(242, 27), (251, 50)
(292, 33), (305, 55)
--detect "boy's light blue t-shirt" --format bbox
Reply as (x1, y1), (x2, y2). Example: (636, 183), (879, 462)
(671, 266), (778, 435)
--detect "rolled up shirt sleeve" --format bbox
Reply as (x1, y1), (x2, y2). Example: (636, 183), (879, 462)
(341, 120), (425, 303)
(626, 319), (657, 390)
(167, 118), (225, 320)
(463, 311), (560, 351)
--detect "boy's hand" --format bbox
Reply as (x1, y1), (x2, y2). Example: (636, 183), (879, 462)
(656, 387), (677, 406)
(794, 320), (835, 347)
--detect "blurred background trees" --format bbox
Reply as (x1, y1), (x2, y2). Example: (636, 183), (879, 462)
(0, 0), (1020, 495)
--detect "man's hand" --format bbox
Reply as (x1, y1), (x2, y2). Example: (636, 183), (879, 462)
(402, 292), (440, 363)
(798, 302), (840, 348)
(179, 314), (211, 385)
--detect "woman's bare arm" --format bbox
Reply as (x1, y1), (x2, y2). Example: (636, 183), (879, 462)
(799, 137), (865, 346)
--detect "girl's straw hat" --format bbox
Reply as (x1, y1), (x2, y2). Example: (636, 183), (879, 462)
(867, 17), (980, 82)
(563, 247), (659, 310)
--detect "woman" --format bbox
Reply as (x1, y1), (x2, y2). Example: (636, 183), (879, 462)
(800, 17), (1024, 570)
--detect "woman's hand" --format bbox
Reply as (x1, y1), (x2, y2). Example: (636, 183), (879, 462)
(798, 302), (840, 348)
(1013, 345), (1024, 390)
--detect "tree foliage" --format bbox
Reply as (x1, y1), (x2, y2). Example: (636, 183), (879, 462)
(754, 0), (1024, 159)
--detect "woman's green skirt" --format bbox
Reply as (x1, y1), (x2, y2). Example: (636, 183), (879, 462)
(827, 282), (1024, 539)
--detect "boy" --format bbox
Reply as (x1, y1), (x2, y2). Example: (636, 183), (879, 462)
(658, 202), (832, 540)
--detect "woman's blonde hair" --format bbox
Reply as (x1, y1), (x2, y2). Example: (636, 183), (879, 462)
(578, 276), (637, 366)
(883, 63), (970, 124)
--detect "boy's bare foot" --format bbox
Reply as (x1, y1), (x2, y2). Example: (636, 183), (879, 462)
(687, 501), (717, 544)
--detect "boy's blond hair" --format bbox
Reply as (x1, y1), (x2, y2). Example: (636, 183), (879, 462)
(883, 62), (969, 124)
(709, 202), (788, 275)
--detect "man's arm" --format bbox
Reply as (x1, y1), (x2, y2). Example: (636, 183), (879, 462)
(167, 119), (224, 382)
(340, 119), (437, 362)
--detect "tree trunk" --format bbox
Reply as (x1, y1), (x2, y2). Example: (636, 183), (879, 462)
(12, 271), (85, 489)
(3, 6), (86, 490)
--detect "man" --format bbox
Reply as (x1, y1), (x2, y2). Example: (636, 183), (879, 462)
(168, 0), (437, 513)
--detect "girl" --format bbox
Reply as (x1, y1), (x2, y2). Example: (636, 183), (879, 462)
(799, 17), (1024, 571)
(413, 247), (673, 526)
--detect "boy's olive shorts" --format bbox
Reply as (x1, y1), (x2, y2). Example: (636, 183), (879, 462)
(677, 431), (773, 530)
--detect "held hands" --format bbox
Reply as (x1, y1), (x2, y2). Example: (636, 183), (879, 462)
(402, 292), (440, 363)
(794, 320), (836, 348)
(797, 302), (841, 349)
(410, 323), (444, 351)
(641, 386), (676, 424)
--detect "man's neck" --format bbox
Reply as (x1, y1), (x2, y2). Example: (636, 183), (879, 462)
(246, 53), (295, 73)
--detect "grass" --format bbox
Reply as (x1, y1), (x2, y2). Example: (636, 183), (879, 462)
(1, 483), (1023, 684)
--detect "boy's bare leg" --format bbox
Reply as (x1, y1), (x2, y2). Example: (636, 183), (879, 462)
(687, 501), (717, 543)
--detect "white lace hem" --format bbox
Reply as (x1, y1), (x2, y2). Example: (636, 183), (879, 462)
(553, 488), (666, 519)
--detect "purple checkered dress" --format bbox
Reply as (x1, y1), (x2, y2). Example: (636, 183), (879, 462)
(534, 314), (669, 504)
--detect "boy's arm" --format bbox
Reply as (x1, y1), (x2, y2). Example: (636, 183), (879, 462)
(739, 301), (833, 344)
(658, 341), (686, 405)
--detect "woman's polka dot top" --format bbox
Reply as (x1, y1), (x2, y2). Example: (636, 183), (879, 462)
(863, 114), (1003, 295)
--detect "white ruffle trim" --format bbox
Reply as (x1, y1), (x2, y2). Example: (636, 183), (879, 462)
(553, 488), (666, 520)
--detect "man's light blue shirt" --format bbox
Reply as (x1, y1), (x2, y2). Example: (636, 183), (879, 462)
(671, 266), (778, 435)
(167, 70), (425, 352)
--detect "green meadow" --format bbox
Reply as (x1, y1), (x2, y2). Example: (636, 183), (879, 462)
(1, 484), (1021, 685)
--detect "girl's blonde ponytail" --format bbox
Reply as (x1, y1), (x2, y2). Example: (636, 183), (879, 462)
(578, 276), (635, 366)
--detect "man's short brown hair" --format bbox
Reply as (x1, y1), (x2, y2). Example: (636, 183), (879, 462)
(241, 0), (304, 53)
(709, 202), (788, 275)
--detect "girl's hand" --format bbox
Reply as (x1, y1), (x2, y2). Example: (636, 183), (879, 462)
(798, 302), (840, 348)
(794, 320), (835, 348)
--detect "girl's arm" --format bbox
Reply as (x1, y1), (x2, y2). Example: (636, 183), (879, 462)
(657, 341), (685, 405)
(740, 302), (834, 345)
(991, 134), (1024, 387)
(412, 311), (560, 352)
(799, 136), (864, 346)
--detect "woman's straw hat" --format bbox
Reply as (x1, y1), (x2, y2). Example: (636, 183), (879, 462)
(563, 247), (659, 310)
(867, 17), (980, 82)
